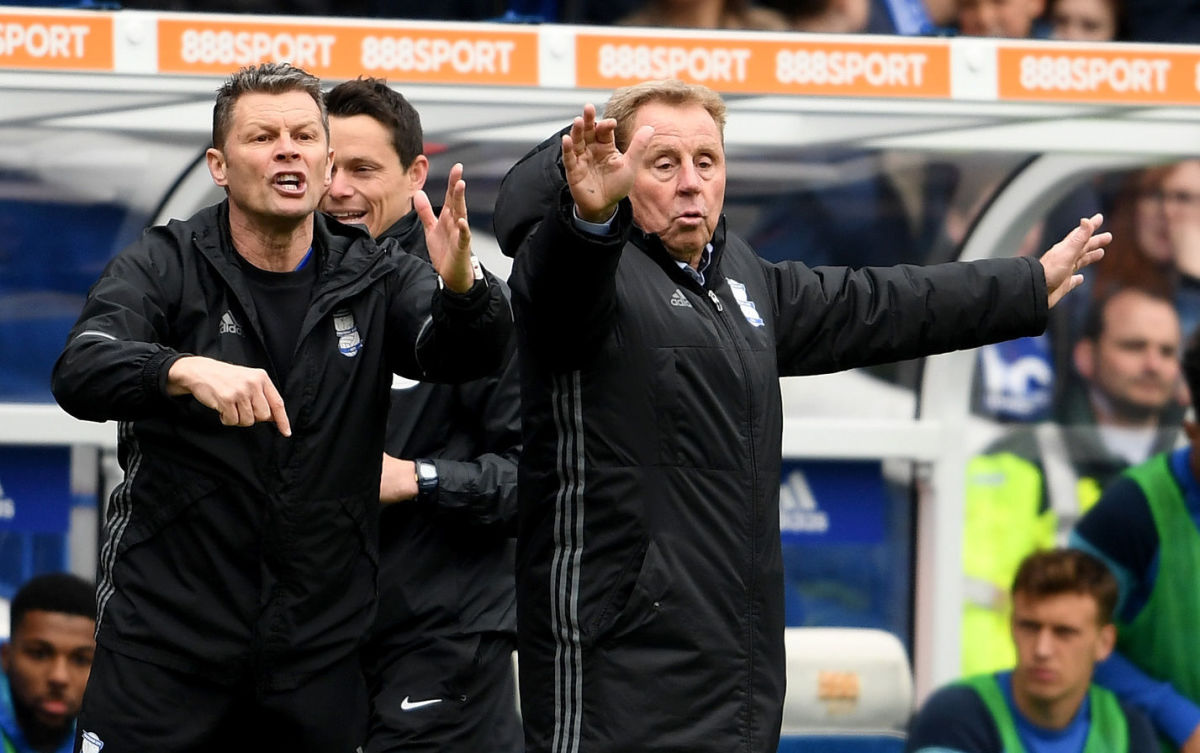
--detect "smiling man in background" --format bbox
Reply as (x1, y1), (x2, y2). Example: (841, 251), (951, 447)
(320, 77), (523, 753)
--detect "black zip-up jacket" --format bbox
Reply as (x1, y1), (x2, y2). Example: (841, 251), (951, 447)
(370, 211), (520, 646)
(51, 202), (512, 690)
(494, 134), (1050, 753)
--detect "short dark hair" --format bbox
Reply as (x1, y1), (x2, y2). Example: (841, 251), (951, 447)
(324, 77), (424, 169)
(212, 62), (327, 150)
(10, 573), (95, 636)
(1079, 285), (1174, 342)
(1011, 549), (1118, 625)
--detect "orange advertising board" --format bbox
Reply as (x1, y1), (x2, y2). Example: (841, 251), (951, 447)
(157, 18), (538, 85)
(998, 44), (1200, 105)
(575, 32), (951, 99)
(0, 12), (113, 72)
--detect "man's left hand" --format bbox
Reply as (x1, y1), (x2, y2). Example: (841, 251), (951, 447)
(1040, 213), (1109, 309)
(419, 162), (474, 293)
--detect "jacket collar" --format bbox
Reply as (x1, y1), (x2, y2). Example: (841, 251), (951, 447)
(188, 201), (383, 286)
(376, 210), (426, 261)
(184, 201), (391, 342)
(1055, 383), (1181, 466)
(629, 214), (728, 289)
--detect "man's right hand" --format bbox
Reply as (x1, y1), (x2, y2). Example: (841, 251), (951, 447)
(167, 355), (291, 436)
(561, 103), (653, 223)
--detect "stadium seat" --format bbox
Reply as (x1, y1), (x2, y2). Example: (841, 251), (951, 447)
(778, 627), (912, 753)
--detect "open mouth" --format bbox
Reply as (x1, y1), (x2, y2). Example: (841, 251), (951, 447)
(273, 172), (306, 195)
(327, 209), (368, 223)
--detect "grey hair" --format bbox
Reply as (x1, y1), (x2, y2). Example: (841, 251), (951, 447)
(602, 79), (727, 152)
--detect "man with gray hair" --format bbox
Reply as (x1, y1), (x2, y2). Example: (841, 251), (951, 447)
(494, 78), (1109, 753)
(51, 62), (511, 752)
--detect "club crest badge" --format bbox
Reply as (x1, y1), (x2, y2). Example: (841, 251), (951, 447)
(80, 731), (104, 753)
(333, 309), (363, 357)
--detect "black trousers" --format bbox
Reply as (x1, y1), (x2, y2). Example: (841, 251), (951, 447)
(362, 631), (523, 753)
(74, 644), (367, 753)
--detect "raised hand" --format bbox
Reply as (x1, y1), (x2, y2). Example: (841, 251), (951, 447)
(417, 162), (474, 294)
(1040, 213), (1110, 309)
(167, 355), (291, 436)
(562, 103), (654, 223)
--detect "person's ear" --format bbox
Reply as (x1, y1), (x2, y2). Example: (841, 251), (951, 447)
(206, 148), (228, 188)
(409, 154), (429, 192)
(1094, 622), (1116, 663)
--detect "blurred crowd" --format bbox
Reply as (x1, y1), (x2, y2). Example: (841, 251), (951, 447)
(97, 0), (1198, 44)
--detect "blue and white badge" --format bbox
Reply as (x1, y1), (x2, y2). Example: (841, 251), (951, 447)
(333, 308), (363, 357)
(727, 279), (764, 327)
(80, 731), (105, 753)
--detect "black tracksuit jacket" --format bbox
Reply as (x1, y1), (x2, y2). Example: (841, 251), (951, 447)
(370, 210), (520, 649)
(494, 136), (1051, 753)
(51, 202), (511, 690)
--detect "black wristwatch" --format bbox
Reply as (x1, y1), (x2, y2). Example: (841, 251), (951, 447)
(414, 459), (439, 503)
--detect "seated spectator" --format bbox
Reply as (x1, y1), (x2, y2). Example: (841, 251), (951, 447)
(860, 0), (954, 33)
(1, 573), (95, 753)
(962, 287), (1183, 677)
(1090, 159), (1200, 341)
(1047, 0), (1122, 40)
(759, 0), (872, 31)
(956, 0), (1049, 37)
(1070, 326), (1200, 750)
(616, 0), (792, 29)
(908, 549), (1157, 753)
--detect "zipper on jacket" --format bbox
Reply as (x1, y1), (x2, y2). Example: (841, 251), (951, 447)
(700, 277), (760, 753)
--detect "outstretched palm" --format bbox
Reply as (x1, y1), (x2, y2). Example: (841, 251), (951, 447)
(562, 103), (652, 223)
(418, 162), (474, 293)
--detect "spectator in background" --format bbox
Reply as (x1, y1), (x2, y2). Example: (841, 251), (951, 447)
(956, 0), (1048, 37)
(758, 0), (871, 31)
(1090, 160), (1200, 341)
(908, 549), (1157, 753)
(318, 77), (523, 753)
(1047, 0), (1122, 40)
(860, 0), (954, 33)
(1071, 328), (1200, 752)
(616, 0), (791, 29)
(961, 287), (1183, 677)
(1, 573), (95, 753)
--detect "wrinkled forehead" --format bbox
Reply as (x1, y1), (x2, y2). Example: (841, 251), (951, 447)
(231, 90), (324, 128)
(633, 102), (723, 151)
